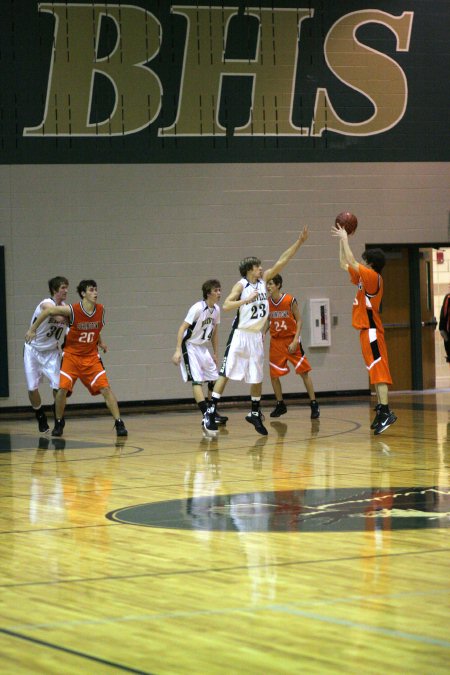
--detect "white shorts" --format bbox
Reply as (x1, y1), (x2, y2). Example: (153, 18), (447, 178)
(220, 328), (264, 384)
(24, 343), (61, 391)
(180, 342), (218, 383)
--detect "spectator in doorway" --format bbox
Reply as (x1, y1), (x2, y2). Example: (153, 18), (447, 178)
(439, 291), (450, 363)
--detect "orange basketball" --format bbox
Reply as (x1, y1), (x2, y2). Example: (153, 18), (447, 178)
(335, 211), (358, 235)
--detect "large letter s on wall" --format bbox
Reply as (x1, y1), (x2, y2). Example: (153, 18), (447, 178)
(312, 10), (414, 137)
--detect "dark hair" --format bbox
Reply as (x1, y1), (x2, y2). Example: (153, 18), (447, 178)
(362, 248), (386, 274)
(77, 279), (97, 298)
(48, 276), (69, 295)
(268, 274), (283, 288)
(239, 256), (261, 277)
(202, 279), (221, 300)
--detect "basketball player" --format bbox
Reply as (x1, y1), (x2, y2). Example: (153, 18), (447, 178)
(172, 279), (228, 436)
(204, 227), (309, 436)
(439, 290), (450, 364)
(25, 280), (127, 438)
(331, 223), (397, 434)
(266, 274), (320, 419)
(24, 276), (69, 433)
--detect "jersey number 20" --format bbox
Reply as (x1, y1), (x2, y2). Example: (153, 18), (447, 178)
(79, 332), (96, 343)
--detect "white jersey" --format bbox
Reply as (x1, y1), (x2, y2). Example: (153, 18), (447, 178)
(183, 301), (220, 346)
(28, 297), (66, 352)
(235, 278), (268, 332)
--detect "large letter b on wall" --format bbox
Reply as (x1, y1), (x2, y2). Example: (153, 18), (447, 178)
(24, 4), (162, 137)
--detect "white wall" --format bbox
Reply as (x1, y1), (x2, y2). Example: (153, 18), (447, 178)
(1, 162), (449, 408)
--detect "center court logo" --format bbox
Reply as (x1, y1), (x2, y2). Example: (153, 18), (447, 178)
(106, 486), (450, 532)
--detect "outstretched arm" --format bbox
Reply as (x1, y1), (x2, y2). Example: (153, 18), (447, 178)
(331, 224), (359, 271)
(263, 226), (309, 282)
(25, 305), (71, 343)
(339, 240), (349, 270)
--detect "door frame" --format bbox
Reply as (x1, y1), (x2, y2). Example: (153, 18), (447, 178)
(367, 241), (448, 390)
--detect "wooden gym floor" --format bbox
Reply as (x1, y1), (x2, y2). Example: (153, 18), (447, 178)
(0, 392), (449, 674)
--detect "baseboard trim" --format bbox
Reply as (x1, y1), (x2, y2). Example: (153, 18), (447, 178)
(0, 389), (371, 419)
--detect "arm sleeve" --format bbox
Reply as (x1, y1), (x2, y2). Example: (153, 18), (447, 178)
(348, 267), (359, 285)
(357, 265), (380, 295)
(184, 302), (200, 325)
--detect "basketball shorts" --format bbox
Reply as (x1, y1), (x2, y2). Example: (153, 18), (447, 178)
(220, 328), (264, 384)
(24, 343), (61, 390)
(180, 342), (218, 383)
(59, 352), (110, 396)
(359, 328), (392, 385)
(269, 337), (312, 378)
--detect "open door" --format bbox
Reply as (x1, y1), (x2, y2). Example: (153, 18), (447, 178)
(381, 248), (412, 390)
(368, 245), (437, 391)
(419, 249), (437, 389)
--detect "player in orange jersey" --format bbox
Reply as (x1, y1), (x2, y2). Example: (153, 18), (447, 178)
(266, 275), (319, 419)
(331, 223), (397, 435)
(25, 280), (127, 438)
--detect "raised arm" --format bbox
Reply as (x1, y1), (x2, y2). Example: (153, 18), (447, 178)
(263, 226), (309, 282)
(25, 305), (71, 343)
(331, 224), (359, 271)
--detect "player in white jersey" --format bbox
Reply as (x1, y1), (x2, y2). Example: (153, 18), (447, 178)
(24, 276), (69, 433)
(172, 280), (228, 435)
(204, 227), (309, 436)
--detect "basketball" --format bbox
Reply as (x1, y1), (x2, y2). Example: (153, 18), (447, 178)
(335, 211), (358, 235)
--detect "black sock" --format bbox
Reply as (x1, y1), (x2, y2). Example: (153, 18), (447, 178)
(380, 404), (389, 415)
(198, 400), (207, 414)
(251, 399), (260, 413)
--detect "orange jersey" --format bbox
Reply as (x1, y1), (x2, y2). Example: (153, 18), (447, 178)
(63, 302), (105, 356)
(268, 293), (298, 338)
(349, 265), (384, 332)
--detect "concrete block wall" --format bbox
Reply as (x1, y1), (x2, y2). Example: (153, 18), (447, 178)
(1, 162), (449, 409)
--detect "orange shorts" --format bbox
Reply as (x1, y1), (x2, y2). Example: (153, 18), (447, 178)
(359, 329), (392, 385)
(59, 352), (110, 396)
(269, 337), (312, 378)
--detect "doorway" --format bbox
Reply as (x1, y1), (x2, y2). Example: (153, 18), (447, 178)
(367, 242), (449, 391)
(433, 247), (450, 389)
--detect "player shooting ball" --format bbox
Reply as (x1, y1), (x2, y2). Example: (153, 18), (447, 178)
(331, 216), (397, 435)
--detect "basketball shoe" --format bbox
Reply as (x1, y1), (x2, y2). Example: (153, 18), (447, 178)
(245, 410), (268, 436)
(374, 411), (397, 435)
(206, 399), (228, 425)
(270, 401), (287, 418)
(52, 418), (65, 437)
(370, 404), (382, 429)
(35, 408), (50, 434)
(310, 400), (320, 419)
(114, 419), (128, 437)
(202, 408), (218, 435)
(215, 413), (228, 424)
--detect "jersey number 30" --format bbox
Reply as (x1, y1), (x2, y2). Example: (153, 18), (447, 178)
(46, 325), (64, 341)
